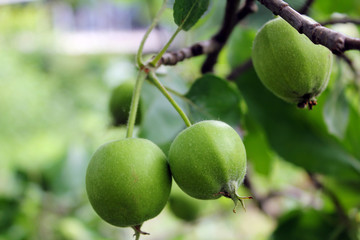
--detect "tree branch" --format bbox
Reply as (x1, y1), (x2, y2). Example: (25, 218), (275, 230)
(200, 0), (241, 73)
(257, 0), (360, 54)
(227, 59), (253, 80)
(157, 39), (218, 66)
(235, 0), (258, 25)
(201, 0), (258, 73)
(319, 17), (360, 26)
(338, 54), (358, 76)
(158, 0), (257, 68)
(307, 173), (350, 224)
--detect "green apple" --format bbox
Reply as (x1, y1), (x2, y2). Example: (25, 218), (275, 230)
(252, 17), (333, 109)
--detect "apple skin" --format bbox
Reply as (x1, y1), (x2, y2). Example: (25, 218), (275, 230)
(109, 81), (141, 126)
(168, 183), (203, 222)
(168, 120), (246, 202)
(86, 138), (172, 227)
(252, 17), (333, 108)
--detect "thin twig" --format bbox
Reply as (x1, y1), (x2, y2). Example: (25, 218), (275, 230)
(235, 0), (258, 24)
(157, 40), (217, 66)
(227, 59), (253, 80)
(243, 175), (267, 213)
(200, 0), (241, 73)
(157, 0), (257, 68)
(307, 173), (350, 224)
(257, 0), (360, 54)
(338, 53), (358, 76)
(298, 0), (314, 15)
(201, 0), (257, 73)
(320, 18), (360, 26)
(338, 55), (360, 91)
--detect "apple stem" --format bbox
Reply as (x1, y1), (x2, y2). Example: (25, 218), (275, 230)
(136, 0), (168, 68)
(132, 224), (149, 240)
(233, 192), (253, 213)
(297, 96), (317, 110)
(148, 72), (192, 127)
(126, 70), (147, 138)
(215, 189), (253, 213)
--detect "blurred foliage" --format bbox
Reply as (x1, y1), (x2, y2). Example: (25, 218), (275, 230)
(0, 0), (359, 240)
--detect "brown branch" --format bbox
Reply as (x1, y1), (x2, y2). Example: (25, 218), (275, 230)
(257, 0), (360, 54)
(213, 0), (242, 44)
(337, 54), (360, 89)
(298, 0), (314, 15)
(201, 0), (258, 73)
(339, 54), (358, 75)
(320, 18), (360, 26)
(235, 0), (258, 25)
(158, 40), (218, 66)
(227, 59), (253, 80)
(200, 0), (241, 73)
(243, 175), (267, 212)
(307, 173), (350, 224)
(158, 0), (257, 68)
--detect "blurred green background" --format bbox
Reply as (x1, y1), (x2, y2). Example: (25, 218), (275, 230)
(0, 0), (359, 239)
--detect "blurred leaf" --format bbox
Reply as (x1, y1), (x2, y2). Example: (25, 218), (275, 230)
(245, 4), (274, 29)
(227, 27), (256, 68)
(185, 74), (242, 127)
(168, 183), (203, 222)
(173, 0), (209, 31)
(138, 79), (187, 153)
(235, 68), (360, 181)
(0, 198), (19, 231)
(322, 177), (360, 212)
(56, 217), (93, 240)
(271, 209), (351, 240)
(341, 91), (360, 159)
(312, 0), (360, 19)
(323, 79), (350, 140)
(243, 116), (275, 176)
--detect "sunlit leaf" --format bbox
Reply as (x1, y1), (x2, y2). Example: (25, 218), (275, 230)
(173, 0), (210, 31)
(323, 79), (350, 140)
(185, 74), (242, 127)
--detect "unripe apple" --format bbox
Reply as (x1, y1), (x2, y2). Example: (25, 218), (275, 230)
(109, 81), (141, 126)
(252, 17), (333, 109)
(168, 120), (250, 212)
(168, 183), (203, 222)
(86, 138), (172, 228)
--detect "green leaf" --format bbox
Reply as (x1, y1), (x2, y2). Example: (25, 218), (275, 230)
(341, 92), (360, 159)
(243, 116), (275, 176)
(138, 78), (187, 154)
(323, 79), (350, 140)
(227, 27), (256, 68)
(173, 0), (210, 31)
(185, 74), (242, 127)
(313, 0), (360, 18)
(235, 68), (360, 181)
(271, 209), (351, 240)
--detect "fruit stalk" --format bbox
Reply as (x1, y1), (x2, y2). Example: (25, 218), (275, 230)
(148, 72), (192, 127)
(136, 0), (168, 68)
(220, 180), (253, 213)
(126, 70), (147, 138)
(150, 0), (200, 67)
(150, 27), (182, 67)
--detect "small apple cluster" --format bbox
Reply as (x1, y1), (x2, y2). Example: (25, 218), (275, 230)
(86, 85), (248, 235)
